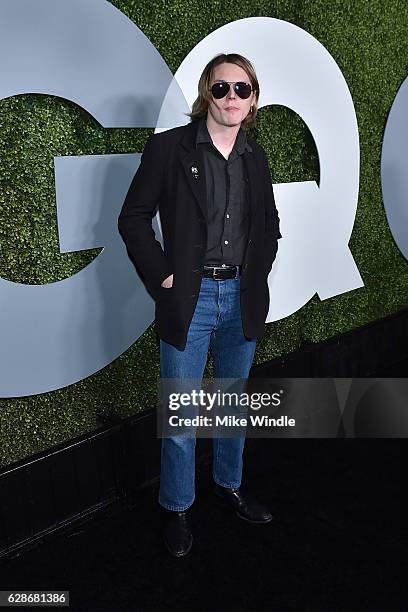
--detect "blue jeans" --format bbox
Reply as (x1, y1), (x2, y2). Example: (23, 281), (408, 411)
(159, 274), (257, 511)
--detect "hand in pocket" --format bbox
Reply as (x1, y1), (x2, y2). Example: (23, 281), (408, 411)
(161, 274), (173, 289)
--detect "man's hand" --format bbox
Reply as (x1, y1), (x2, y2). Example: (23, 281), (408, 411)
(161, 274), (173, 288)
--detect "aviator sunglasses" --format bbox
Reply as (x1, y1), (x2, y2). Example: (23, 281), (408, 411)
(210, 81), (254, 100)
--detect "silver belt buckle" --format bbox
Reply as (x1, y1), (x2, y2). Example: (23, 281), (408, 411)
(213, 266), (225, 280)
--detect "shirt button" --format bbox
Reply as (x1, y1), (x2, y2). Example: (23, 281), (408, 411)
(224, 240), (229, 245)
(226, 214), (230, 219)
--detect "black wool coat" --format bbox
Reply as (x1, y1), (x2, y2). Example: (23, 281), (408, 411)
(118, 120), (281, 350)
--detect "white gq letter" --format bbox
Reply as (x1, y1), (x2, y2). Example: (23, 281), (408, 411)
(0, 9), (364, 398)
(156, 17), (364, 319)
(0, 0), (188, 397)
(381, 76), (408, 262)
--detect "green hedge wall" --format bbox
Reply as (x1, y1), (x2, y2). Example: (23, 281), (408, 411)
(1, 0), (407, 467)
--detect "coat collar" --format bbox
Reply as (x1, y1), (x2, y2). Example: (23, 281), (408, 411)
(180, 119), (201, 152)
(195, 116), (252, 156)
(179, 118), (253, 153)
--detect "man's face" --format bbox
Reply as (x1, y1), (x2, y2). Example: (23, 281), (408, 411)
(207, 62), (255, 129)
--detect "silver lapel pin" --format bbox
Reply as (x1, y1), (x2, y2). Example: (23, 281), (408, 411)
(190, 165), (199, 179)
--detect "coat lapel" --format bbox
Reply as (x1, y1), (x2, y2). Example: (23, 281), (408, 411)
(179, 122), (208, 221)
(180, 147), (208, 222)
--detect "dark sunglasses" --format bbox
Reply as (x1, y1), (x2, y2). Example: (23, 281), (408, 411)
(210, 81), (254, 100)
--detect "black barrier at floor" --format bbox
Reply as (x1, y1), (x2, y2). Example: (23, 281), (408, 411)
(0, 425), (126, 559)
(254, 307), (408, 378)
(0, 306), (407, 559)
(0, 411), (212, 560)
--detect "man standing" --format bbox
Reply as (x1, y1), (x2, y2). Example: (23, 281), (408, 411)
(118, 53), (281, 557)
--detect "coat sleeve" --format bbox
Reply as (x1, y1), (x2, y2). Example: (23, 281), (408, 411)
(262, 151), (281, 240)
(118, 134), (172, 296)
(261, 150), (281, 274)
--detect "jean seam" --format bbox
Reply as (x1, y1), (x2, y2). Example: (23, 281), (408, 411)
(213, 441), (242, 488)
(213, 477), (241, 489)
(159, 497), (195, 512)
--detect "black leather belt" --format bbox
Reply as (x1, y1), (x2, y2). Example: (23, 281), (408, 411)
(203, 265), (240, 280)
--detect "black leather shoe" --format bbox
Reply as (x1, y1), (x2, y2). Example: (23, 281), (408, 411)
(162, 509), (193, 557)
(213, 484), (273, 523)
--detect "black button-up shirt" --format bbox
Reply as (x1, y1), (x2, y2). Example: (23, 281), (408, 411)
(196, 117), (252, 266)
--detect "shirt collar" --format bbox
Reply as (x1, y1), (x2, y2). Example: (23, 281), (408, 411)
(195, 116), (252, 154)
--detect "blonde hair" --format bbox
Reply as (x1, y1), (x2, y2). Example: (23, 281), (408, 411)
(188, 53), (260, 129)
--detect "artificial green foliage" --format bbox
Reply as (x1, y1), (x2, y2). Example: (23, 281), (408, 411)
(297, 0), (408, 342)
(1, 0), (408, 467)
